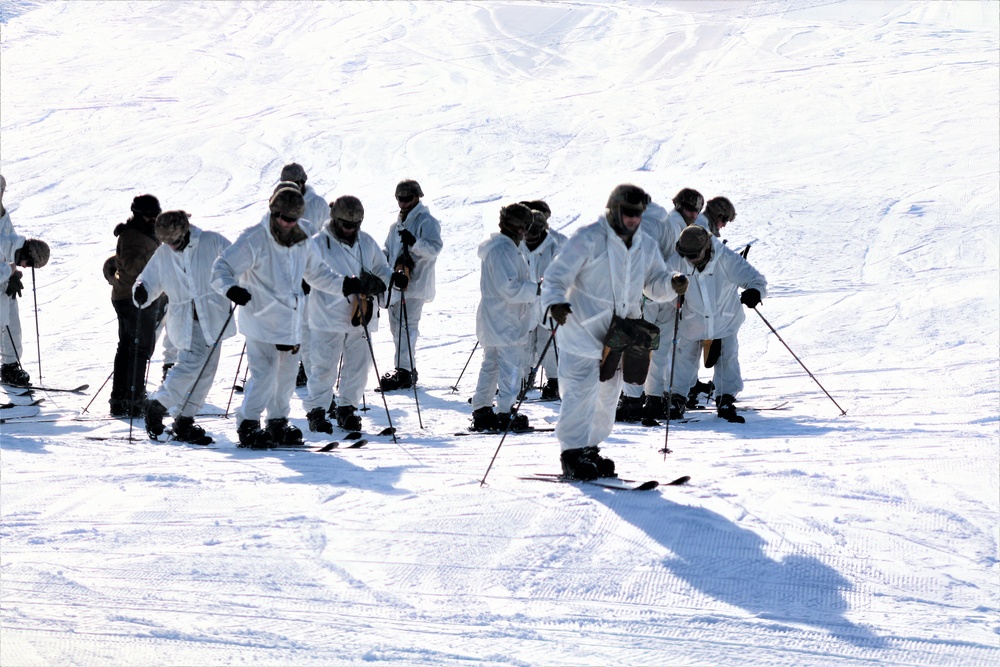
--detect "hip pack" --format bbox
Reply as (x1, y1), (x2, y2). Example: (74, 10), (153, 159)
(599, 315), (661, 384)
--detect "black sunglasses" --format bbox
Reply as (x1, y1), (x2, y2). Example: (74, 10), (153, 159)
(335, 217), (360, 229)
(619, 205), (644, 218)
(278, 214), (299, 223)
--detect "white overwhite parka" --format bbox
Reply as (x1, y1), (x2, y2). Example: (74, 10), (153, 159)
(134, 226), (236, 349)
(524, 229), (567, 327)
(0, 210), (25, 283)
(211, 214), (344, 346)
(383, 200), (443, 302)
(541, 217), (676, 360)
(301, 185), (328, 235)
(662, 236), (768, 341)
(476, 233), (537, 347)
(637, 201), (686, 261)
(307, 227), (392, 334)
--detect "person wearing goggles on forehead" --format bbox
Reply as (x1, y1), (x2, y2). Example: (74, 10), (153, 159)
(520, 201), (566, 401)
(696, 196), (736, 239)
(379, 179), (443, 392)
(540, 184), (677, 481)
(302, 195), (391, 436)
(661, 225), (767, 424)
(0, 174), (50, 388)
(108, 193), (166, 417)
(212, 183), (349, 449)
(133, 211), (235, 444)
(469, 203), (539, 432)
(278, 162), (327, 389)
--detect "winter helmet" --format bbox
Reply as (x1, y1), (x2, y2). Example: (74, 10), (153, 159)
(704, 196), (736, 224)
(330, 195), (364, 226)
(269, 182), (305, 219)
(675, 225), (712, 266)
(18, 239), (50, 268)
(605, 184), (650, 237)
(395, 179), (423, 200)
(499, 202), (533, 237)
(520, 199), (552, 221)
(672, 188), (704, 214)
(280, 162), (308, 184)
(130, 194), (162, 220)
(154, 210), (192, 245)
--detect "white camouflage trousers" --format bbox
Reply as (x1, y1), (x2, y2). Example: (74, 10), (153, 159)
(472, 344), (522, 413)
(152, 317), (221, 418)
(305, 328), (370, 412)
(237, 338), (299, 423)
(554, 350), (623, 452)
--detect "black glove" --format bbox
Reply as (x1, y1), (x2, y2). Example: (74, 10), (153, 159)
(390, 271), (409, 290)
(5, 271), (23, 299)
(671, 273), (688, 296)
(740, 288), (762, 309)
(342, 275), (363, 297)
(360, 272), (387, 296)
(548, 303), (572, 326)
(399, 229), (417, 247)
(134, 283), (148, 305)
(301, 280), (311, 296)
(226, 286), (252, 306)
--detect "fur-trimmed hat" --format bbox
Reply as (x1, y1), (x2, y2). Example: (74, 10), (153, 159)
(130, 194), (161, 220)
(280, 163), (307, 183)
(499, 203), (533, 231)
(676, 225), (712, 259)
(154, 210), (191, 245)
(18, 239), (50, 268)
(269, 182), (305, 219)
(520, 199), (551, 220)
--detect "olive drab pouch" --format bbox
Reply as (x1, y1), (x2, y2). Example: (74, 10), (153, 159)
(703, 338), (722, 368)
(600, 316), (661, 384)
(351, 294), (375, 327)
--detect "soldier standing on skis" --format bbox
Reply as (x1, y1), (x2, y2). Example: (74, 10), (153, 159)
(469, 203), (538, 432)
(109, 194), (167, 417)
(134, 211), (235, 444)
(379, 179), (443, 392)
(303, 195), (392, 436)
(541, 184), (677, 480)
(0, 175), (50, 387)
(211, 182), (348, 449)
(662, 225), (767, 424)
(521, 201), (566, 400)
(278, 162), (327, 389)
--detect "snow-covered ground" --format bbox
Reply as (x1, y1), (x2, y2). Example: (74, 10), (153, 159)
(1, 1), (998, 665)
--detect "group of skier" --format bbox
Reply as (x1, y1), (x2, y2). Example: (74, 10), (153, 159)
(2, 170), (768, 480)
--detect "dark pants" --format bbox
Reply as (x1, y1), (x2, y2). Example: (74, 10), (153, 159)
(111, 296), (166, 401)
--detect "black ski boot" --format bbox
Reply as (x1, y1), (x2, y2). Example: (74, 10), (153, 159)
(307, 406), (334, 434)
(237, 419), (273, 449)
(145, 399), (169, 438)
(560, 448), (599, 481)
(0, 362), (30, 386)
(668, 393), (687, 420)
(267, 417), (303, 446)
(582, 445), (616, 478)
(686, 379), (714, 408)
(615, 394), (645, 422)
(642, 394), (666, 420)
(379, 367), (415, 392)
(335, 406), (362, 432)
(296, 362), (308, 387)
(496, 411), (529, 432)
(171, 416), (211, 444)
(716, 394), (745, 424)
(469, 406), (499, 432)
(540, 378), (559, 400)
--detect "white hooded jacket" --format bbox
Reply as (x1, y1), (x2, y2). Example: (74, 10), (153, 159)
(134, 226), (237, 349)
(0, 210), (25, 284)
(476, 233), (537, 347)
(639, 201), (688, 261)
(662, 236), (767, 341)
(302, 185), (328, 234)
(525, 228), (567, 327)
(541, 217), (675, 359)
(307, 226), (392, 334)
(211, 214), (344, 345)
(383, 200), (443, 302)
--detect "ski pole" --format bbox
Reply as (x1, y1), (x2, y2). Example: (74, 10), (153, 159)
(450, 341), (479, 392)
(480, 324), (559, 488)
(752, 306), (846, 415)
(3, 324), (25, 377)
(224, 341), (246, 418)
(168, 306), (235, 437)
(360, 314), (397, 443)
(400, 292), (423, 429)
(81, 369), (114, 415)
(30, 267), (41, 384)
(662, 297), (683, 459)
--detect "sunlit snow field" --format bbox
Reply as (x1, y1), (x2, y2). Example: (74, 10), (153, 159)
(1, 1), (998, 665)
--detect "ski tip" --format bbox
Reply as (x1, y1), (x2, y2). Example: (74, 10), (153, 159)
(636, 480), (660, 491)
(345, 431), (363, 440)
(379, 427), (396, 436)
(348, 439), (369, 448)
(667, 475), (691, 486)
(319, 442), (339, 452)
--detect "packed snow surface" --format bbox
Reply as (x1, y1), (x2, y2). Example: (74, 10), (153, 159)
(1, 1), (998, 665)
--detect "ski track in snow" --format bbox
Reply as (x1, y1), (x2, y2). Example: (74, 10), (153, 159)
(2, 1), (998, 665)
